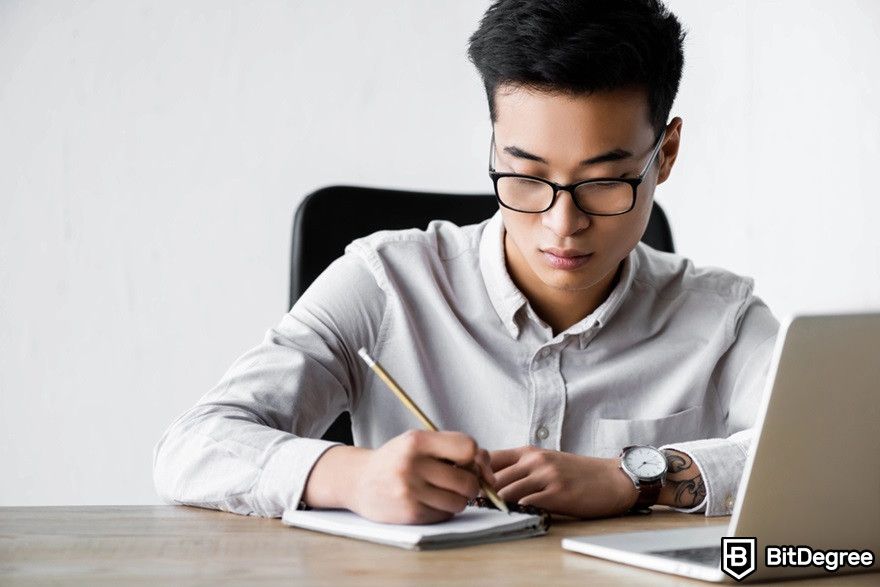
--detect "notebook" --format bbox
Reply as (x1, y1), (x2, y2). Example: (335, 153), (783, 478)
(282, 501), (550, 550)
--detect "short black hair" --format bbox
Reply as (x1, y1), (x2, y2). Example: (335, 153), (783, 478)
(467, 0), (686, 132)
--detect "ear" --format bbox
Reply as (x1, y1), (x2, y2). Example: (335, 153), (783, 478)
(656, 117), (683, 185)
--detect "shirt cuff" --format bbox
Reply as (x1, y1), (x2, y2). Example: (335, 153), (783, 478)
(254, 436), (342, 517)
(660, 437), (749, 516)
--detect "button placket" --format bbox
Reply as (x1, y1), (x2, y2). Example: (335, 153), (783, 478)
(529, 347), (565, 450)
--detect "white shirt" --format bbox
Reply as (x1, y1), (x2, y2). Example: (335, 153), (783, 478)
(153, 210), (779, 518)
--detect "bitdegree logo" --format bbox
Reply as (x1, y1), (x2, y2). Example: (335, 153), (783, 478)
(721, 537), (757, 581)
(766, 545), (875, 573)
(721, 537), (875, 581)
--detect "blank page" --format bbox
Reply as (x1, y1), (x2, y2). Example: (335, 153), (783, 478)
(282, 505), (545, 549)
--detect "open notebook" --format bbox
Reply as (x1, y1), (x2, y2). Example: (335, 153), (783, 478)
(282, 502), (550, 550)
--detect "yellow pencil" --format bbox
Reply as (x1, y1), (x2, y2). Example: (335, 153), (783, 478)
(357, 347), (509, 514)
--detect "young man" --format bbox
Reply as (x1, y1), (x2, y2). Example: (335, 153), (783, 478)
(154, 0), (778, 524)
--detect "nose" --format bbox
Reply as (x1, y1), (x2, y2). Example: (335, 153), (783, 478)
(542, 189), (590, 237)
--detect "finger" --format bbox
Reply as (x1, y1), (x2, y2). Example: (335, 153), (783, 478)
(497, 473), (546, 504)
(517, 489), (552, 509)
(417, 458), (480, 499)
(474, 449), (496, 486)
(407, 502), (456, 525)
(488, 447), (525, 471)
(416, 480), (471, 515)
(493, 462), (530, 491)
(404, 430), (479, 467)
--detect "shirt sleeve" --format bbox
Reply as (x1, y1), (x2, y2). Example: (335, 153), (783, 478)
(661, 295), (779, 516)
(152, 250), (387, 518)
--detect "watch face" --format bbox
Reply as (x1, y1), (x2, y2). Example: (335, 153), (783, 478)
(622, 446), (666, 480)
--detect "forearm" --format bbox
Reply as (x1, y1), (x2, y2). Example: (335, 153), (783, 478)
(658, 448), (706, 509)
(660, 430), (754, 515)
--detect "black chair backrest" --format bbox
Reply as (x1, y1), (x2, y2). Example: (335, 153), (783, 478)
(289, 185), (675, 444)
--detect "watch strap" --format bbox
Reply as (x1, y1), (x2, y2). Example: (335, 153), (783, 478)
(630, 478), (662, 513)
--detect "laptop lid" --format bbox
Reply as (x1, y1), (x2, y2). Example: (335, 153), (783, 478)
(562, 313), (880, 582)
(727, 312), (880, 581)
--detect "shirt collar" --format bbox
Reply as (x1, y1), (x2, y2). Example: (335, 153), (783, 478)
(478, 210), (640, 343)
(479, 211), (528, 338)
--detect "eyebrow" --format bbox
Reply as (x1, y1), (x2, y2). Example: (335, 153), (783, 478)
(502, 145), (633, 166)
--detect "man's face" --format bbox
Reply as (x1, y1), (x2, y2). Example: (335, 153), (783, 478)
(492, 85), (679, 300)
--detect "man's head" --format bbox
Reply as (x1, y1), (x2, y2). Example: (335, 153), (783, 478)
(468, 0), (685, 135)
(467, 0), (687, 315)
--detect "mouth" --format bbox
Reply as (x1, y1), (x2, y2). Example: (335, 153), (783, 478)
(540, 248), (593, 271)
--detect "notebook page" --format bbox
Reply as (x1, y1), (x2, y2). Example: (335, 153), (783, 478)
(282, 505), (541, 548)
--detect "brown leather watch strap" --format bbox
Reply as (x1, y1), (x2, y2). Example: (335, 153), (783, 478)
(632, 478), (662, 512)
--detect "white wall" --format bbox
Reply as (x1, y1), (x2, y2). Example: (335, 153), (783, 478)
(1, 1), (878, 506)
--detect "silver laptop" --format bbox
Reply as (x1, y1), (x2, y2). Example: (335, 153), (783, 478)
(563, 313), (880, 582)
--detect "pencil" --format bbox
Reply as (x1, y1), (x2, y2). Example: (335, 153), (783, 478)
(357, 347), (509, 514)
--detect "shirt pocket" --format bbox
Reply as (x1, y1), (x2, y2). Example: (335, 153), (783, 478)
(592, 405), (703, 458)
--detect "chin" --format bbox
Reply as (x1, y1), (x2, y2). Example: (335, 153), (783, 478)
(538, 267), (601, 291)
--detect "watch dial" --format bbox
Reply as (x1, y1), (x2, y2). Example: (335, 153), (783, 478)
(624, 447), (666, 479)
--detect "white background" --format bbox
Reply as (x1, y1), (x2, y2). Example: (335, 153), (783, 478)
(2, 1), (878, 506)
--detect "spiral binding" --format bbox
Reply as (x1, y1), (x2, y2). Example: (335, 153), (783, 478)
(467, 496), (553, 530)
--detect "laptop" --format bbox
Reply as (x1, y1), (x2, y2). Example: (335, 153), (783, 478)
(562, 312), (880, 582)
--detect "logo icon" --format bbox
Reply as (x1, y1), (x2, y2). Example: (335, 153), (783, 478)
(722, 537), (757, 581)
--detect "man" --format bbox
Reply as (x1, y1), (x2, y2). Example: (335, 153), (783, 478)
(154, 0), (778, 524)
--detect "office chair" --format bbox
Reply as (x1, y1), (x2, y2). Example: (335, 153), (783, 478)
(289, 185), (675, 445)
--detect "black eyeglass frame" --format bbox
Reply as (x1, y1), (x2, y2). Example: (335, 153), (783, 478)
(488, 128), (667, 216)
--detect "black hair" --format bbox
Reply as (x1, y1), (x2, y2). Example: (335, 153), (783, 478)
(467, 0), (686, 132)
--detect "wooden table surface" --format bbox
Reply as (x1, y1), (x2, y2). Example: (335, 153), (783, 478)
(0, 505), (875, 586)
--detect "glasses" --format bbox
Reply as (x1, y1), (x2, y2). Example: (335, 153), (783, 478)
(488, 129), (666, 216)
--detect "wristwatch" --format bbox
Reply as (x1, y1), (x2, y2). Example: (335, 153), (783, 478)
(618, 445), (668, 514)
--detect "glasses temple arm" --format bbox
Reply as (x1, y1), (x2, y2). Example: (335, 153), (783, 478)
(488, 129), (496, 171)
(638, 129), (667, 177)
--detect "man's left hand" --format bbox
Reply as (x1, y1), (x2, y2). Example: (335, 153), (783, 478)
(489, 446), (638, 518)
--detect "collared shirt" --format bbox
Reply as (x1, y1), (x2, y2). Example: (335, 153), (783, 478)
(153, 210), (779, 518)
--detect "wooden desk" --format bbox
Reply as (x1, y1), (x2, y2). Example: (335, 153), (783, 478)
(0, 505), (874, 586)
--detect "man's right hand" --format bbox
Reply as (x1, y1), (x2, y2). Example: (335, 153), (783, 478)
(302, 429), (495, 524)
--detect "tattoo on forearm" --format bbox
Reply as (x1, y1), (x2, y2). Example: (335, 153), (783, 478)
(670, 476), (706, 508)
(663, 450), (706, 508)
(665, 451), (691, 474)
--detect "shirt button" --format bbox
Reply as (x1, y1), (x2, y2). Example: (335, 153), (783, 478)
(535, 426), (549, 440)
(725, 494), (735, 509)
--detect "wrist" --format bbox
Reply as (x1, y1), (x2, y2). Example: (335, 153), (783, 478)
(616, 445), (668, 513)
(607, 457), (640, 513)
(302, 445), (370, 509)
(657, 449), (677, 506)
